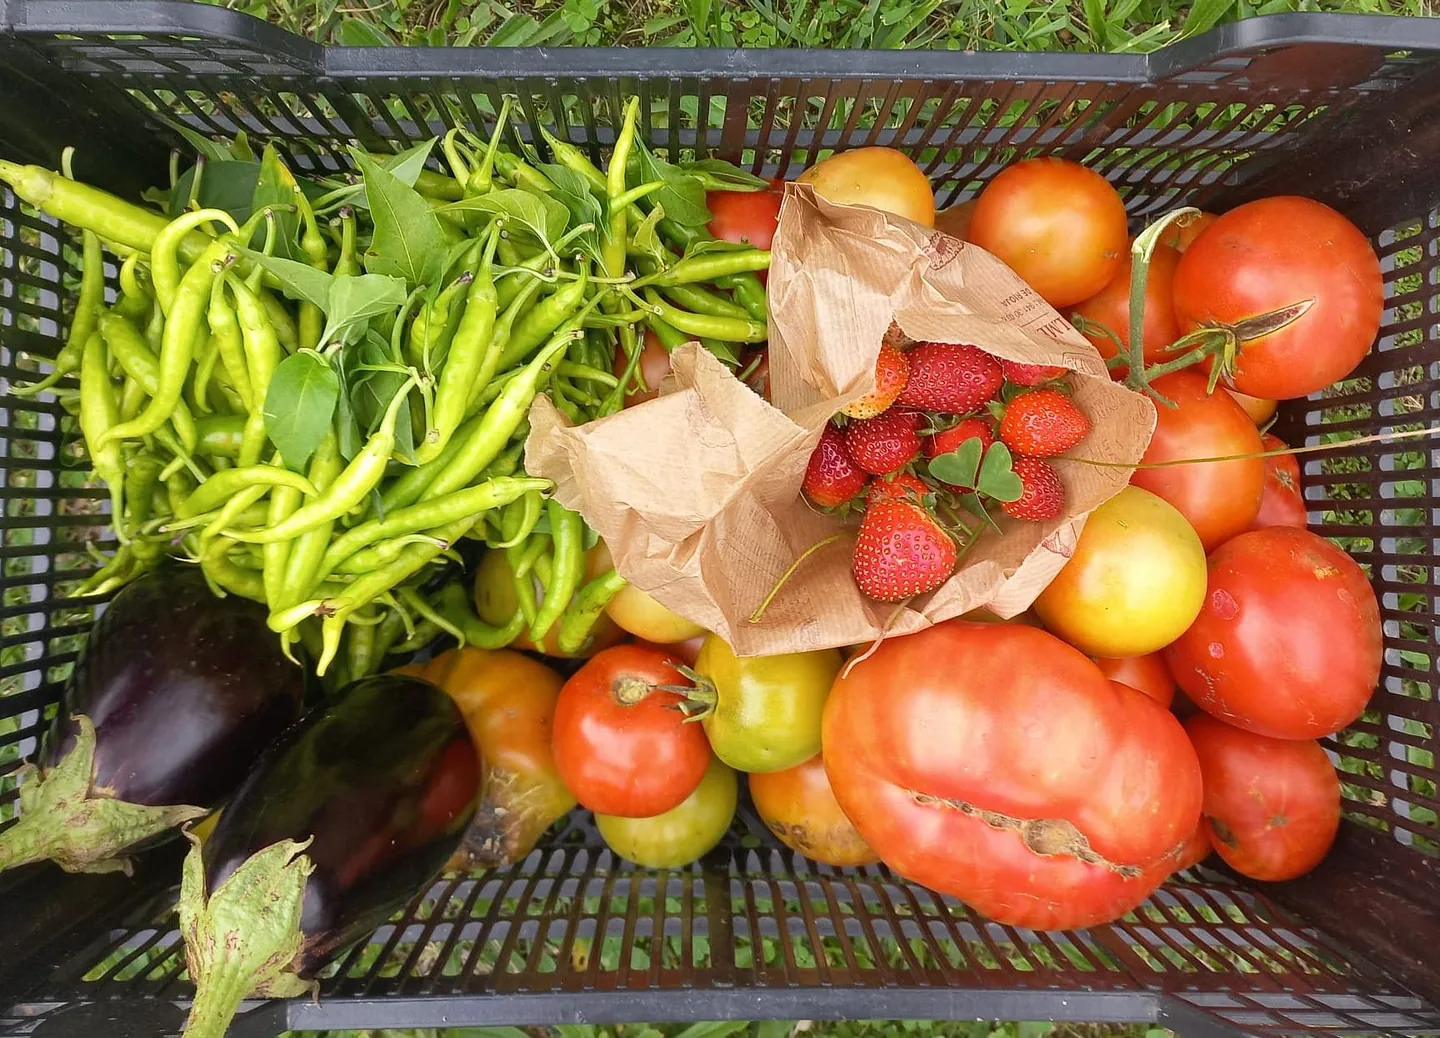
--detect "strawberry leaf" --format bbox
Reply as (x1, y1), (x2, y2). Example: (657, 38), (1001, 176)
(927, 437), (983, 489)
(976, 442), (1024, 502)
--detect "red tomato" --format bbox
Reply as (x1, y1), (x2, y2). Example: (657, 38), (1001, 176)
(1095, 654), (1175, 708)
(967, 158), (1129, 308)
(1185, 714), (1340, 881)
(707, 189), (782, 251)
(1072, 244), (1181, 372)
(552, 644), (711, 817)
(823, 622), (1202, 929)
(749, 754), (879, 868)
(1250, 433), (1306, 530)
(1165, 528), (1381, 740)
(1172, 816), (1212, 874)
(614, 329), (674, 407)
(1128, 372), (1265, 551)
(1171, 197), (1382, 399)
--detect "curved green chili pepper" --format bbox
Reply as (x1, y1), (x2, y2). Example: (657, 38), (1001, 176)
(77, 330), (126, 539)
(175, 465), (317, 520)
(114, 252), (152, 324)
(13, 225), (103, 398)
(98, 238), (237, 449)
(647, 249), (771, 287)
(189, 332), (218, 416)
(659, 282), (751, 320)
(437, 582), (526, 650)
(152, 208), (240, 316)
(557, 568), (629, 655)
(201, 551), (267, 603)
(540, 125), (607, 194)
(495, 260), (588, 371)
(641, 288), (767, 343)
(494, 489), (545, 549)
(277, 431), (344, 610)
(208, 278), (254, 411)
(193, 414), (246, 458)
(529, 500), (583, 643)
(715, 272), (769, 323)
(98, 310), (198, 453)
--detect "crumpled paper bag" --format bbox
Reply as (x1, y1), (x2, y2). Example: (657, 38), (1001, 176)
(526, 183), (1155, 656)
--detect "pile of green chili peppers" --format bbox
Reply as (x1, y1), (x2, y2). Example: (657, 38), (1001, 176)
(2, 97), (771, 683)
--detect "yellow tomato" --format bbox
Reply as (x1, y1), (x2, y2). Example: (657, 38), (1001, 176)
(797, 147), (935, 227)
(1225, 388), (1278, 426)
(1033, 486), (1206, 657)
(588, 540), (707, 643)
(597, 756), (737, 868)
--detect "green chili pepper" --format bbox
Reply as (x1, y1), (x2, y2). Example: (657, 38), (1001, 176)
(466, 99), (512, 199)
(540, 126), (607, 194)
(175, 465), (317, 520)
(408, 265), (474, 372)
(437, 582), (525, 650)
(201, 551), (267, 603)
(295, 186), (330, 350)
(495, 260), (589, 371)
(114, 252), (152, 324)
(496, 252), (553, 309)
(77, 330), (126, 538)
(415, 227), (500, 465)
(715, 272), (769, 323)
(494, 152), (556, 195)
(494, 489), (545, 549)
(278, 431), (344, 610)
(344, 620), (379, 681)
(152, 208), (240, 317)
(190, 332), (219, 416)
(376, 410), (482, 516)
(317, 476), (551, 583)
(333, 208), (360, 277)
(642, 288), (767, 343)
(193, 414), (246, 458)
(207, 277), (255, 411)
(123, 454), (164, 530)
(660, 282), (752, 320)
(225, 274), (283, 406)
(648, 249), (771, 287)
(529, 501), (583, 643)
(99, 238), (237, 449)
(259, 289), (299, 353)
(13, 226), (103, 398)
(98, 310), (198, 453)
(262, 482), (304, 607)
(424, 331), (575, 503)
(557, 568), (629, 655)
(223, 376), (416, 544)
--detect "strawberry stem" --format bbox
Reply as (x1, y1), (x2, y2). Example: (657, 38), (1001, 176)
(748, 532), (848, 624)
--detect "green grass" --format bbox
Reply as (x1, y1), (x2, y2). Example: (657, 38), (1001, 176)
(200, 0), (1432, 51)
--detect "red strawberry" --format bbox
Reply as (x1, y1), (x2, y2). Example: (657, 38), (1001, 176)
(866, 471), (931, 506)
(924, 417), (995, 459)
(1001, 359), (1069, 386)
(1003, 458), (1065, 521)
(852, 500), (958, 601)
(998, 388), (1090, 458)
(844, 411), (922, 475)
(842, 346), (909, 419)
(803, 425), (867, 507)
(897, 342), (1003, 413)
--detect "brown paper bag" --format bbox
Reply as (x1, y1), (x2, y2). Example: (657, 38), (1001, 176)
(526, 183), (1156, 656)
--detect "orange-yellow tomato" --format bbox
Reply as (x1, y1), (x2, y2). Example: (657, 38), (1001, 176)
(587, 541), (708, 643)
(1034, 486), (1206, 658)
(797, 147), (935, 227)
(750, 754), (879, 868)
(1225, 388), (1278, 426)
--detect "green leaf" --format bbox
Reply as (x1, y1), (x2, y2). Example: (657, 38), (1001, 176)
(628, 140), (711, 228)
(444, 1028), (533, 1038)
(554, 1027), (599, 1038)
(169, 160), (261, 221)
(336, 16), (394, 44)
(680, 158), (771, 191)
(157, 116), (236, 164)
(351, 147), (449, 286)
(540, 162), (606, 262)
(250, 144), (303, 259)
(263, 351), (340, 469)
(927, 437), (983, 489)
(229, 130), (256, 163)
(438, 188), (569, 244)
(352, 333), (416, 462)
(321, 273), (408, 347)
(755, 1023), (795, 1038)
(1017, 1023), (1055, 1038)
(630, 203), (668, 265)
(1179, 0), (1234, 37)
(975, 441), (1023, 503)
(331, 351), (362, 461)
(237, 249), (334, 310)
(671, 1024), (749, 1038)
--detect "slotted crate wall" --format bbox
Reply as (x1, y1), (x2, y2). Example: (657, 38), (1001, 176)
(4, 5), (1440, 1036)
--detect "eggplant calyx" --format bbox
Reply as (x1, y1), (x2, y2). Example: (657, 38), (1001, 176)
(178, 833), (314, 1038)
(0, 714), (207, 875)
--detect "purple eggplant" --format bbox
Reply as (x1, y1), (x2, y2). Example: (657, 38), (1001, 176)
(0, 567), (304, 875)
(178, 674), (479, 1038)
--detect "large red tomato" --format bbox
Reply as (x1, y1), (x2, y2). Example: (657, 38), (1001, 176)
(1250, 433), (1307, 530)
(1128, 371), (1265, 550)
(707, 189), (782, 251)
(552, 644), (711, 817)
(1185, 714), (1341, 881)
(1171, 197), (1382, 399)
(967, 158), (1129, 308)
(1071, 243), (1181, 370)
(823, 622), (1202, 929)
(1165, 528), (1381, 740)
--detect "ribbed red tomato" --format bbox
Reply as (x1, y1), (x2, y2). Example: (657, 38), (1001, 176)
(1171, 196), (1382, 399)
(1165, 527), (1381, 740)
(822, 621), (1202, 929)
(1250, 433), (1307, 530)
(1185, 714), (1340, 881)
(1128, 371), (1265, 551)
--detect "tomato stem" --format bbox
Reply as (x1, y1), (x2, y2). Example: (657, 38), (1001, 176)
(1119, 207), (1201, 405)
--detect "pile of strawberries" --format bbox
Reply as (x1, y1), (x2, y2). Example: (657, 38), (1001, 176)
(803, 337), (1092, 603)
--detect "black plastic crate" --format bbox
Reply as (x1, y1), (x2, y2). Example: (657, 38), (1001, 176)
(3, 4), (1440, 1035)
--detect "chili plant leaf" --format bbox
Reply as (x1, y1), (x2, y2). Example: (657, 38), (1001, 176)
(157, 116), (236, 165)
(351, 147), (448, 287)
(540, 163), (605, 263)
(321, 273), (408, 347)
(339, 140), (439, 211)
(438, 188), (569, 244)
(352, 333), (416, 463)
(926, 437), (983, 490)
(680, 158), (771, 191)
(975, 441), (1024, 502)
(627, 140), (711, 228)
(230, 131), (257, 163)
(264, 351), (340, 470)
(237, 249), (334, 310)
(249, 144), (303, 259)
(630, 203), (668, 266)
(169, 161), (260, 222)
(330, 351), (362, 461)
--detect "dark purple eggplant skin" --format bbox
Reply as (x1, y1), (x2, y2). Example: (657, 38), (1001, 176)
(42, 567), (305, 809)
(202, 674), (480, 972)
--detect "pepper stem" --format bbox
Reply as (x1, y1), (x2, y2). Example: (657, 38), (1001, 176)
(178, 833), (314, 1038)
(0, 715), (206, 875)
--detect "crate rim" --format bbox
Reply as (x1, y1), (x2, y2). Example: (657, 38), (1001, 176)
(4, 1), (1440, 82)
